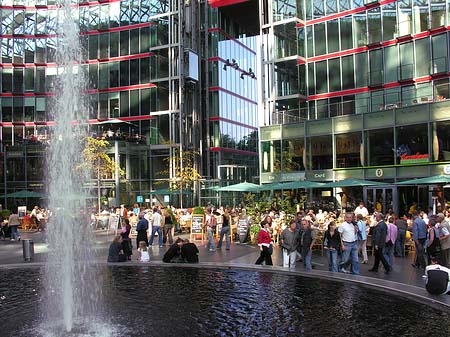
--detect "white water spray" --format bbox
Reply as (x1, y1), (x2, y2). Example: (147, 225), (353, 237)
(43, 1), (102, 334)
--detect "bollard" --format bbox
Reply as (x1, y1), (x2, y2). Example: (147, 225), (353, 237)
(22, 239), (35, 262)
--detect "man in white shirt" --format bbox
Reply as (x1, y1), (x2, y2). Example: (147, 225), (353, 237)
(149, 207), (164, 247)
(354, 201), (369, 218)
(338, 212), (360, 275)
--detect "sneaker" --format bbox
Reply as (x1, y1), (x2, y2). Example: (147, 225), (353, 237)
(10, 239), (15, 241)
(421, 274), (427, 279)
(341, 268), (350, 274)
(209, 249), (216, 252)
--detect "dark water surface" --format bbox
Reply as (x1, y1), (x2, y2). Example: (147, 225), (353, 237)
(0, 266), (449, 337)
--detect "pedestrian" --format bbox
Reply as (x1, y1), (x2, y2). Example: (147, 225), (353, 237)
(107, 235), (126, 262)
(424, 255), (450, 295)
(137, 241), (150, 262)
(437, 213), (450, 268)
(255, 221), (273, 266)
(323, 221), (341, 272)
(384, 217), (398, 270)
(205, 209), (217, 252)
(162, 208), (174, 245)
(181, 239), (199, 263)
(338, 212), (360, 275)
(135, 212), (149, 248)
(395, 214), (408, 257)
(356, 213), (368, 264)
(163, 238), (184, 263)
(369, 213), (391, 274)
(300, 219), (315, 272)
(149, 207), (163, 248)
(412, 210), (427, 269)
(280, 219), (299, 268)
(8, 210), (21, 242)
(217, 207), (231, 250)
(120, 218), (133, 260)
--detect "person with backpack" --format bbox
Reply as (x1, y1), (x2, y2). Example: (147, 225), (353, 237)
(424, 255), (450, 295)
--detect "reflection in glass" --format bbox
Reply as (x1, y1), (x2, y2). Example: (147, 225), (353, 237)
(307, 135), (332, 170)
(336, 132), (362, 168)
(366, 128), (394, 166)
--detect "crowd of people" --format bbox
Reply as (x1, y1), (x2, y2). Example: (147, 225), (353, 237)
(102, 201), (450, 296)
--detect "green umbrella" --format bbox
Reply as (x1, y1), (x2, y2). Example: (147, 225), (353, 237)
(258, 182), (283, 191)
(278, 181), (325, 189)
(3, 190), (46, 198)
(396, 174), (450, 185)
(324, 178), (386, 188)
(217, 182), (261, 192)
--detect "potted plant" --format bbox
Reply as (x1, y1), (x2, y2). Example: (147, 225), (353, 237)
(249, 223), (261, 244)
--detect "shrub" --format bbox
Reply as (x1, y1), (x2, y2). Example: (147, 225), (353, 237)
(192, 206), (205, 215)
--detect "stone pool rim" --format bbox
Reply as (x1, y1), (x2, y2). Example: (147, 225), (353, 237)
(1, 261), (449, 312)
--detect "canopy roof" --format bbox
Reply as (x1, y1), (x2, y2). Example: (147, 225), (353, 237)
(396, 175), (450, 185)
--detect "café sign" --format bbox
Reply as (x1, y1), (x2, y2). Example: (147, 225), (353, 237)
(400, 153), (429, 164)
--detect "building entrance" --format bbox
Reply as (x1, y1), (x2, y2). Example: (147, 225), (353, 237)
(364, 187), (397, 215)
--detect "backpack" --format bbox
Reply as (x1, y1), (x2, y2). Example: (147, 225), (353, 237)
(426, 269), (449, 295)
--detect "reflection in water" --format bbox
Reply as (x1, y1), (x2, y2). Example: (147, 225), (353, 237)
(0, 266), (449, 337)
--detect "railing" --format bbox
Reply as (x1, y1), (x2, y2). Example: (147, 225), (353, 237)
(271, 83), (450, 125)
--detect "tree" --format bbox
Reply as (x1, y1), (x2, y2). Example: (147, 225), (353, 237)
(77, 136), (124, 213)
(159, 149), (203, 208)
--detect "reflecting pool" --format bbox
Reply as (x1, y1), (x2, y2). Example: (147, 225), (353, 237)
(1, 266), (449, 337)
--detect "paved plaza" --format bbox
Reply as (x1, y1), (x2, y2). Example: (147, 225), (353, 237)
(1, 229), (449, 310)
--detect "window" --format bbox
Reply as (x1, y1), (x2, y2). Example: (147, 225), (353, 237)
(336, 132), (362, 168)
(366, 128), (394, 165)
(399, 42), (414, 80)
(432, 33), (448, 74)
(434, 121), (450, 161)
(307, 135), (333, 170)
(396, 124), (429, 164)
(415, 38), (431, 77)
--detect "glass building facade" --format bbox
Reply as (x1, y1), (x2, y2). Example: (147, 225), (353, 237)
(260, 0), (450, 214)
(0, 0), (259, 208)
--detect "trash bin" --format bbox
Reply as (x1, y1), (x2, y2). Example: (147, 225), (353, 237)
(22, 239), (34, 262)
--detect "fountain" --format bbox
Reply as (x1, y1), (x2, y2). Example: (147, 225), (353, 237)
(42, 1), (104, 334)
(0, 2), (450, 336)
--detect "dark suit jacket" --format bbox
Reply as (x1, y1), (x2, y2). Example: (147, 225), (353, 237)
(373, 220), (387, 248)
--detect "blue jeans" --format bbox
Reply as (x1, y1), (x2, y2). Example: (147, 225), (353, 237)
(303, 249), (312, 272)
(339, 241), (360, 275)
(149, 226), (163, 247)
(383, 243), (395, 269)
(326, 249), (338, 272)
(217, 226), (230, 249)
(395, 229), (406, 257)
(206, 227), (216, 251)
(10, 226), (20, 240)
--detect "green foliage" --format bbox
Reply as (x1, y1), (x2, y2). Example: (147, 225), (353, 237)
(1, 209), (11, 218)
(160, 149), (203, 192)
(192, 206), (205, 215)
(77, 136), (124, 179)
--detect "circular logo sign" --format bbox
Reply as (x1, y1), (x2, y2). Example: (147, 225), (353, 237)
(444, 165), (450, 175)
(375, 169), (383, 177)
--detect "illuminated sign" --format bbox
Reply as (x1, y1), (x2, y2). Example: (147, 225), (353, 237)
(208, 0), (249, 8)
(400, 154), (429, 164)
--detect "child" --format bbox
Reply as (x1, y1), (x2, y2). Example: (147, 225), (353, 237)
(137, 241), (150, 262)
